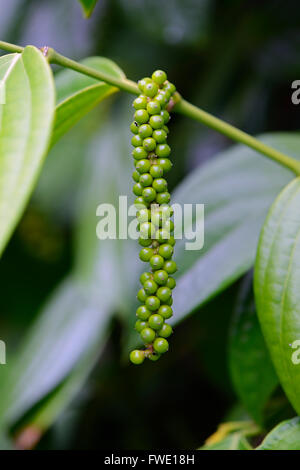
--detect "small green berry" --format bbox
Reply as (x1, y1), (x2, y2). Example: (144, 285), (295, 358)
(164, 260), (177, 274)
(162, 219), (174, 233)
(144, 81), (158, 98)
(140, 173), (153, 187)
(168, 235), (176, 246)
(152, 178), (168, 193)
(130, 349), (145, 365)
(156, 286), (172, 303)
(133, 95), (147, 110)
(138, 237), (152, 247)
(163, 81), (176, 94)
(130, 121), (139, 134)
(140, 271), (152, 284)
(139, 124), (152, 138)
(153, 129), (167, 144)
(158, 243), (173, 259)
(147, 100), (161, 115)
(148, 314), (164, 330)
(150, 254), (165, 270)
(134, 109), (149, 124)
(158, 323), (173, 338)
(145, 296), (160, 312)
(139, 247), (154, 262)
(131, 134), (143, 147)
(132, 170), (140, 182)
(132, 146), (148, 160)
(165, 297), (173, 306)
(137, 208), (150, 223)
(140, 327), (156, 343)
(142, 187), (156, 203)
(160, 110), (170, 124)
(150, 164), (164, 178)
(138, 77), (152, 92)
(157, 158), (172, 172)
(152, 70), (167, 86)
(133, 182), (143, 196)
(166, 277), (176, 289)
(143, 279), (158, 295)
(155, 228), (170, 243)
(140, 221), (155, 238)
(148, 353), (161, 361)
(137, 288), (148, 303)
(135, 319), (148, 332)
(153, 269), (168, 285)
(158, 305), (173, 319)
(156, 192), (171, 205)
(143, 137), (156, 152)
(156, 144), (171, 158)
(136, 305), (151, 320)
(149, 115), (164, 129)
(134, 196), (149, 208)
(155, 91), (170, 106)
(136, 159), (151, 174)
(153, 337), (169, 354)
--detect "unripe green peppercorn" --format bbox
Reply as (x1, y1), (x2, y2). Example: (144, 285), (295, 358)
(148, 314), (164, 330)
(140, 221), (155, 238)
(131, 134), (143, 147)
(143, 137), (156, 152)
(144, 81), (158, 98)
(138, 237), (152, 247)
(136, 159), (151, 174)
(152, 178), (168, 193)
(130, 121), (139, 134)
(158, 323), (173, 338)
(137, 288), (147, 303)
(138, 77), (151, 91)
(164, 260), (177, 274)
(147, 100), (161, 115)
(165, 297), (173, 306)
(152, 70), (167, 86)
(150, 254), (165, 270)
(134, 196), (149, 208)
(135, 319), (148, 332)
(168, 235), (176, 246)
(156, 192), (171, 205)
(156, 286), (172, 303)
(139, 124), (152, 138)
(150, 164), (163, 178)
(158, 243), (173, 259)
(136, 305), (151, 320)
(133, 182), (143, 196)
(130, 349), (145, 365)
(153, 129), (167, 144)
(157, 158), (172, 172)
(143, 279), (158, 295)
(132, 146), (148, 160)
(158, 305), (173, 319)
(134, 109), (149, 124)
(140, 271), (152, 285)
(156, 144), (171, 158)
(142, 187), (156, 203)
(153, 269), (168, 285)
(155, 228), (170, 243)
(164, 81), (176, 94)
(150, 115), (164, 129)
(132, 170), (140, 182)
(148, 353), (161, 361)
(145, 296), (160, 312)
(166, 277), (176, 289)
(133, 95), (147, 110)
(137, 208), (150, 222)
(139, 247), (154, 262)
(139, 173), (153, 187)
(153, 337), (169, 354)
(140, 327), (156, 343)
(163, 219), (174, 233)
(161, 110), (170, 124)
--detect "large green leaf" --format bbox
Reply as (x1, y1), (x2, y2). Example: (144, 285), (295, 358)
(78, 0), (99, 17)
(171, 133), (300, 324)
(51, 57), (125, 146)
(229, 275), (278, 424)
(0, 47), (55, 256)
(256, 417), (300, 450)
(254, 177), (300, 415)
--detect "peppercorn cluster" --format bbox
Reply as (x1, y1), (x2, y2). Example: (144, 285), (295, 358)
(129, 70), (177, 365)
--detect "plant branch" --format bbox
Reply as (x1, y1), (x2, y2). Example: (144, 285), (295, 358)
(1, 40), (300, 175)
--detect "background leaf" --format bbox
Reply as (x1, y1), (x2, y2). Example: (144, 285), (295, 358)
(0, 47), (55, 256)
(229, 274), (278, 424)
(52, 57), (125, 146)
(254, 177), (300, 416)
(78, 0), (99, 18)
(201, 432), (252, 450)
(256, 417), (300, 450)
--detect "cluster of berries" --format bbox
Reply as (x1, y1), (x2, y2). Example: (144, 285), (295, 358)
(129, 70), (177, 365)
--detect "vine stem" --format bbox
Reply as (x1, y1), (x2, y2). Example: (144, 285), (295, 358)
(1, 40), (300, 175)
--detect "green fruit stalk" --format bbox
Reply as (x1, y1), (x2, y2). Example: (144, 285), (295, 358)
(129, 70), (177, 365)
